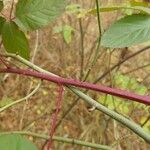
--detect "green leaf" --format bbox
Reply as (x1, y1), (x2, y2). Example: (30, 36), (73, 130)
(53, 25), (75, 44)
(101, 14), (150, 48)
(0, 17), (5, 34)
(63, 25), (74, 44)
(0, 0), (4, 12)
(2, 21), (30, 59)
(15, 0), (67, 31)
(0, 134), (37, 150)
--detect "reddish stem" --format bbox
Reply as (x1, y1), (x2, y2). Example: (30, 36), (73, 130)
(47, 85), (64, 150)
(0, 67), (149, 105)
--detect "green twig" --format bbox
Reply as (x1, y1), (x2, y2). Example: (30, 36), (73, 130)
(69, 87), (150, 143)
(0, 81), (41, 113)
(83, 0), (102, 81)
(0, 131), (113, 150)
(79, 18), (85, 80)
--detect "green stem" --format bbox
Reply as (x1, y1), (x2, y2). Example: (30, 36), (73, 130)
(0, 131), (113, 150)
(2, 53), (150, 143)
(0, 81), (41, 113)
(92, 0), (102, 65)
(83, 0), (102, 81)
(69, 87), (150, 143)
(79, 18), (85, 80)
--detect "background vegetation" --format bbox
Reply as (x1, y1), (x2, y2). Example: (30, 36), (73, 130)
(0, 0), (150, 149)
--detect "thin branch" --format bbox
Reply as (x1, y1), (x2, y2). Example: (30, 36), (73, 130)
(19, 30), (39, 130)
(83, 0), (102, 81)
(0, 131), (113, 150)
(79, 18), (85, 80)
(123, 63), (150, 75)
(94, 46), (150, 83)
(0, 81), (41, 113)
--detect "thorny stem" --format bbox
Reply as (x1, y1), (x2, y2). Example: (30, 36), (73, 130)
(47, 85), (64, 150)
(0, 67), (149, 105)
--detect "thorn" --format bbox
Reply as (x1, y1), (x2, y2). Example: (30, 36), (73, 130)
(88, 106), (96, 112)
